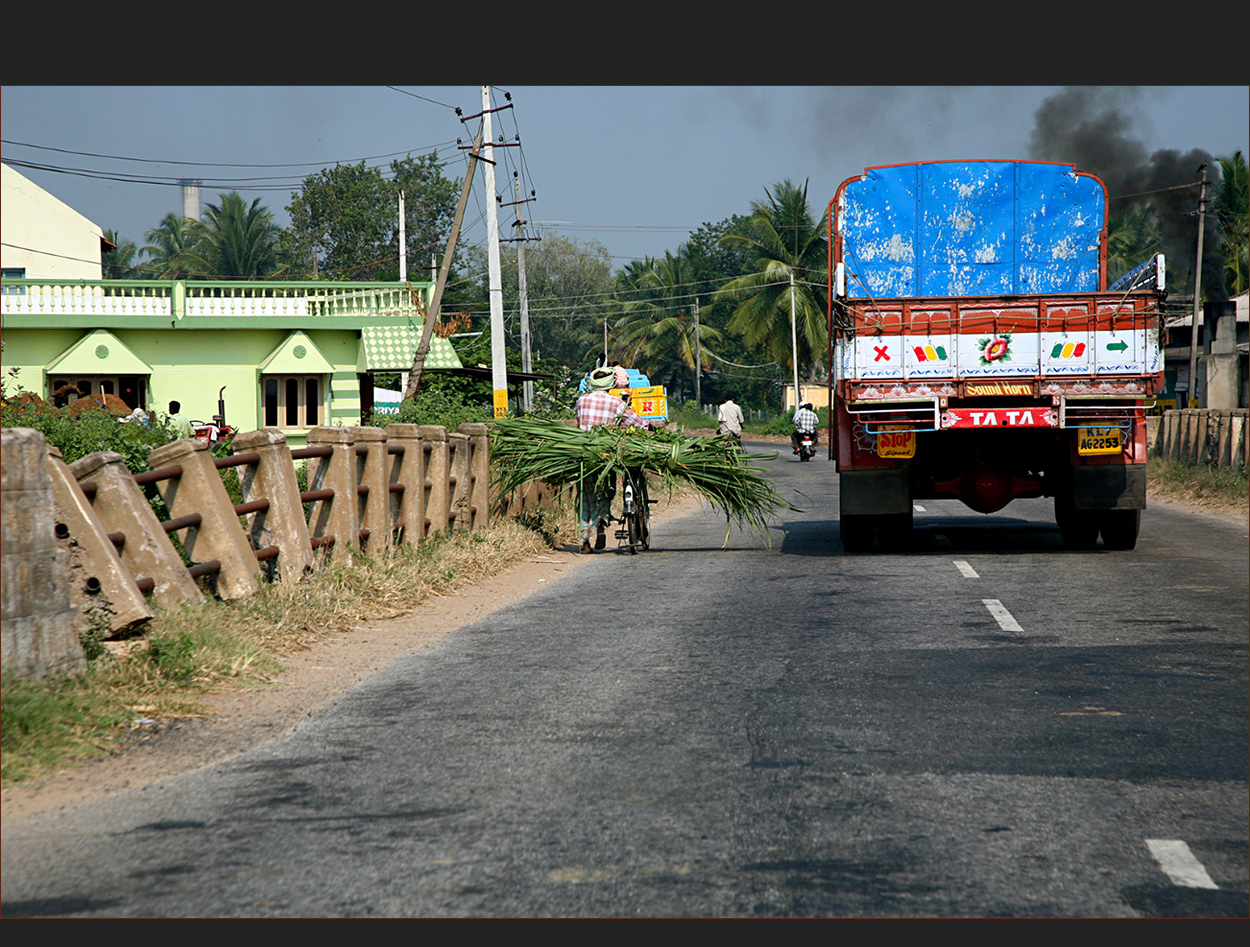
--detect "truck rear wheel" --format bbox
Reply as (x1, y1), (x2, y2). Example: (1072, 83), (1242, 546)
(840, 515), (875, 552)
(1099, 509), (1140, 550)
(878, 510), (913, 551)
(1055, 496), (1099, 550)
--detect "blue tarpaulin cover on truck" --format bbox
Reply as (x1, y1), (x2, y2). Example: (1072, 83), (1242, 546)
(835, 161), (1106, 299)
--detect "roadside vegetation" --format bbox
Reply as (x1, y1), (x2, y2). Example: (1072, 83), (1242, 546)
(1146, 452), (1248, 516)
(663, 401), (829, 437)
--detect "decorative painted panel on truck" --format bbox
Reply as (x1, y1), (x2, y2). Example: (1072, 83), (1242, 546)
(838, 298), (1162, 382)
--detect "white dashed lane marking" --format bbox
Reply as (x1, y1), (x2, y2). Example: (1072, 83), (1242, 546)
(1146, 839), (1219, 889)
(912, 503), (926, 512)
(982, 599), (1023, 632)
(954, 560), (979, 578)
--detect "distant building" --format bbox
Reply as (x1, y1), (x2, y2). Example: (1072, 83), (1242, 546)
(1161, 292), (1248, 409)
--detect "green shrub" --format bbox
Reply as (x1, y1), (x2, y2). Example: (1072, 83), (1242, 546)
(366, 380), (490, 432)
(1147, 454), (1248, 504)
(667, 401), (717, 429)
(143, 632), (200, 685)
(746, 405), (829, 435)
(1, 400), (172, 474)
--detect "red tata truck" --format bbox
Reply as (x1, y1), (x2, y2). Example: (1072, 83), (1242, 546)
(826, 160), (1165, 552)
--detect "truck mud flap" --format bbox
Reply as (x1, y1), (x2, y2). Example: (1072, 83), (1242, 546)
(1068, 464), (1146, 511)
(839, 468), (911, 516)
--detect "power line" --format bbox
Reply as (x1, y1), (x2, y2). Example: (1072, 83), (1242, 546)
(386, 87), (460, 110)
(2, 137), (455, 170)
(2, 153), (465, 196)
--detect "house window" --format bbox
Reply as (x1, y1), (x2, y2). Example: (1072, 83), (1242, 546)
(50, 374), (146, 409)
(1, 268), (25, 295)
(263, 374), (323, 428)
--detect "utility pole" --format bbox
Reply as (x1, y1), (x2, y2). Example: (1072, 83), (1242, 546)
(514, 175), (534, 412)
(398, 190), (407, 283)
(693, 297), (702, 409)
(402, 134), (483, 401)
(484, 86), (508, 419)
(790, 272), (800, 409)
(1187, 164), (1209, 408)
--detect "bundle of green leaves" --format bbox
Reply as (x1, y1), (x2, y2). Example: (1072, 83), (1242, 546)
(490, 417), (795, 543)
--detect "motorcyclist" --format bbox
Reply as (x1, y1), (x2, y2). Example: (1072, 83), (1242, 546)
(791, 402), (819, 454)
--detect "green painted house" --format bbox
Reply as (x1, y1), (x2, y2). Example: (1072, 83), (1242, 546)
(0, 278), (463, 445)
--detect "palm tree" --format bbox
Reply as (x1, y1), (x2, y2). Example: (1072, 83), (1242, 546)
(179, 192), (284, 279)
(1106, 205), (1161, 286)
(1215, 150), (1248, 296)
(614, 249), (722, 400)
(713, 180), (829, 381)
(141, 212), (200, 277)
(101, 230), (140, 279)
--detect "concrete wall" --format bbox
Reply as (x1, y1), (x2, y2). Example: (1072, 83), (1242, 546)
(1154, 409), (1249, 469)
(1203, 300), (1244, 410)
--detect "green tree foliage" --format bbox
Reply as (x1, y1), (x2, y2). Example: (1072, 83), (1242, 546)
(465, 233), (615, 370)
(714, 180), (830, 381)
(684, 215), (754, 288)
(613, 249), (723, 397)
(392, 154), (460, 276)
(1215, 149), (1249, 296)
(1106, 205), (1161, 285)
(681, 216), (781, 410)
(285, 154), (459, 281)
(140, 212), (200, 277)
(177, 192), (284, 279)
(101, 229), (140, 279)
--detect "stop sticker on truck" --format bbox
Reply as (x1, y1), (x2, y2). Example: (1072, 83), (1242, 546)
(876, 426), (915, 458)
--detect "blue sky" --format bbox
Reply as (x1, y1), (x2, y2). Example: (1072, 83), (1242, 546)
(2, 86), (1246, 273)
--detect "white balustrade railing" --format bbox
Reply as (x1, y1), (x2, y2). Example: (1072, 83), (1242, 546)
(1, 282), (172, 317)
(184, 292), (309, 317)
(1, 280), (426, 320)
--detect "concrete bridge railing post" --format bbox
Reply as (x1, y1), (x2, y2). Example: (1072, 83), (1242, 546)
(232, 428), (314, 583)
(146, 438), (261, 601)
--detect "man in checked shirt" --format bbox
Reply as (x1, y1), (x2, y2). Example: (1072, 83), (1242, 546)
(576, 366), (650, 553)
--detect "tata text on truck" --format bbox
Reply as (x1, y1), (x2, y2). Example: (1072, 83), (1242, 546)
(827, 160), (1165, 552)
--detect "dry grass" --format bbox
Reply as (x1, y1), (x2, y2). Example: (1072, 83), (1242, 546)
(1147, 455), (1248, 521)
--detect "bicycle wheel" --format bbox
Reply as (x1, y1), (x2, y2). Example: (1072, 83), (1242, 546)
(637, 477), (651, 549)
(627, 511), (639, 553)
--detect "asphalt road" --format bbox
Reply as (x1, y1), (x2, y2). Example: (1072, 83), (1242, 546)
(3, 444), (1247, 917)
